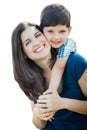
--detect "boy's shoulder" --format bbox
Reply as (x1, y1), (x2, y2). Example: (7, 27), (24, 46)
(64, 38), (76, 46)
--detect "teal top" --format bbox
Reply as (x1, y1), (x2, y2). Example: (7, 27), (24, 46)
(42, 53), (87, 130)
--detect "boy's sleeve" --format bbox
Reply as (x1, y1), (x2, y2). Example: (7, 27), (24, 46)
(57, 38), (77, 58)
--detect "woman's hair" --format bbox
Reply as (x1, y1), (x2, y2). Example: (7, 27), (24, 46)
(40, 3), (71, 30)
(11, 22), (57, 101)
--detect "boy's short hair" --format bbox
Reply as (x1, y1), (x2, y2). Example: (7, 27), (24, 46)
(40, 4), (71, 29)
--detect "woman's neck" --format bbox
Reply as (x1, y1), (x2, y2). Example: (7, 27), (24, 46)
(34, 52), (52, 71)
(34, 52), (52, 88)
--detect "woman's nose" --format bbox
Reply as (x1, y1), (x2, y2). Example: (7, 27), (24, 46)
(32, 39), (39, 46)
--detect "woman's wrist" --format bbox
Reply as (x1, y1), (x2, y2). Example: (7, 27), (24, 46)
(62, 98), (70, 109)
(57, 97), (70, 110)
(32, 107), (47, 129)
(61, 98), (75, 110)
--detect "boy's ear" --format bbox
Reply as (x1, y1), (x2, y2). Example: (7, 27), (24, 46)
(69, 26), (72, 32)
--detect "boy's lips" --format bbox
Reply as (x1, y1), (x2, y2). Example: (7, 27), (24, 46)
(53, 41), (61, 44)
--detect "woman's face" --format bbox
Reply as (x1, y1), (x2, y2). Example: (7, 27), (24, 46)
(21, 26), (51, 61)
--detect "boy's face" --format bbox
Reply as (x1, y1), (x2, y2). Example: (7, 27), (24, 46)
(43, 24), (71, 48)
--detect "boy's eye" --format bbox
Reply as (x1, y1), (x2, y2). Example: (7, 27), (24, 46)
(60, 30), (66, 33)
(47, 30), (53, 33)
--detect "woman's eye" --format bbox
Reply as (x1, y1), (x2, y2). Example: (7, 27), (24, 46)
(35, 33), (41, 38)
(25, 41), (31, 46)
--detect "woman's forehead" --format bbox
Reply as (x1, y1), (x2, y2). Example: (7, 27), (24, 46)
(21, 26), (39, 43)
(25, 26), (37, 33)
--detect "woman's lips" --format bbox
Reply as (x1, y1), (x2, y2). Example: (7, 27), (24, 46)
(35, 45), (45, 53)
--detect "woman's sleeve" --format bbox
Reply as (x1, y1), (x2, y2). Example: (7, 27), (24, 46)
(69, 54), (87, 81)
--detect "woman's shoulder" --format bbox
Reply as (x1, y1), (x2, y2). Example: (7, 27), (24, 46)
(67, 53), (87, 80)
(68, 53), (87, 65)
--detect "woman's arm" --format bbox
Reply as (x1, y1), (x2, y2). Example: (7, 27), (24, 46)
(31, 101), (47, 129)
(63, 98), (87, 114)
(38, 69), (87, 115)
(78, 68), (87, 97)
(64, 68), (87, 114)
(37, 64), (87, 117)
(38, 91), (87, 116)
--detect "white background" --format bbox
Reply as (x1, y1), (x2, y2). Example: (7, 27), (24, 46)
(0, 0), (87, 130)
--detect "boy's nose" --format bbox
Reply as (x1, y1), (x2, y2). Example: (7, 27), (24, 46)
(53, 33), (60, 40)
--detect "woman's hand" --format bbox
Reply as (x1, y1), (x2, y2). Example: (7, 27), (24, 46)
(34, 102), (54, 121)
(31, 101), (47, 129)
(36, 91), (64, 120)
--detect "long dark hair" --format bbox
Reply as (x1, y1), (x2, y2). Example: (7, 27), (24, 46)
(40, 3), (71, 30)
(11, 22), (57, 101)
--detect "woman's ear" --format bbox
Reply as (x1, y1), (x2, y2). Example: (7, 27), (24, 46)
(24, 54), (27, 59)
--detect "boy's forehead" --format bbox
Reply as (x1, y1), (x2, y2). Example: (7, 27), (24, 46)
(43, 25), (68, 29)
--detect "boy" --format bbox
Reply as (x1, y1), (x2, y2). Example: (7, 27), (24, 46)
(40, 4), (77, 93)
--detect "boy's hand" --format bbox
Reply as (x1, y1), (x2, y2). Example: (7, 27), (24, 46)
(43, 88), (57, 95)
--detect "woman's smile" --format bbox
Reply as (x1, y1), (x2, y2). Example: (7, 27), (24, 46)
(35, 44), (45, 53)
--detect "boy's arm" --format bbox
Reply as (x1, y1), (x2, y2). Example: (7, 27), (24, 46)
(44, 38), (76, 94)
(47, 56), (68, 92)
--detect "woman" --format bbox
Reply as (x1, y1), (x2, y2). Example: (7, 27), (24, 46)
(11, 22), (87, 130)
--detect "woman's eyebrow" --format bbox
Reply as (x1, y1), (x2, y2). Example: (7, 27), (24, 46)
(24, 39), (29, 44)
(34, 31), (40, 36)
(24, 31), (40, 44)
